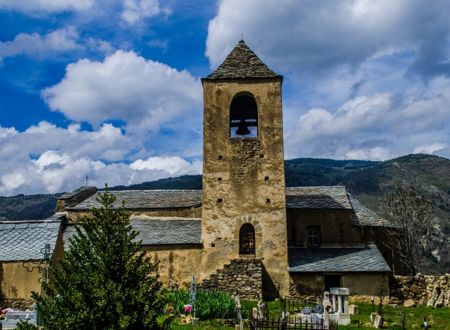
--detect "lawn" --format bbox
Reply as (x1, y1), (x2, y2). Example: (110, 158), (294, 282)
(340, 303), (450, 330)
(164, 301), (450, 329)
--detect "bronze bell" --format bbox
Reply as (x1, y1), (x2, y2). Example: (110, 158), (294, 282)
(236, 119), (250, 135)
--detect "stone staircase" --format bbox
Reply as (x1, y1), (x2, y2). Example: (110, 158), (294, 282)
(199, 258), (262, 299)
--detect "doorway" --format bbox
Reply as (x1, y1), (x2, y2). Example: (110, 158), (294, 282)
(324, 275), (341, 291)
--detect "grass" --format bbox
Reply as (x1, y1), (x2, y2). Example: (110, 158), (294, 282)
(163, 301), (450, 329)
(340, 303), (450, 330)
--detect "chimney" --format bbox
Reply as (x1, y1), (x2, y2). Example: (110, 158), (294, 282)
(56, 186), (97, 212)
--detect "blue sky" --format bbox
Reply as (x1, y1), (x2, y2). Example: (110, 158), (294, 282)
(0, 0), (450, 196)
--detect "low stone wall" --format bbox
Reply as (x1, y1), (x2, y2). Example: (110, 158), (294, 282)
(199, 258), (262, 299)
(390, 274), (450, 307)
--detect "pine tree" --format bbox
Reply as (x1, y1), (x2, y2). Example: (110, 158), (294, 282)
(33, 189), (165, 329)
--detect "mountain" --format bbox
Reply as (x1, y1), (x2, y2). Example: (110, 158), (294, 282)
(0, 193), (60, 221)
(1, 154), (449, 271)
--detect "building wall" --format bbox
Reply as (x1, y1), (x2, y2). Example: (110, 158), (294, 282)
(287, 210), (364, 247)
(0, 262), (43, 301)
(142, 245), (203, 289)
(201, 79), (289, 297)
(66, 207), (201, 223)
(289, 272), (389, 296)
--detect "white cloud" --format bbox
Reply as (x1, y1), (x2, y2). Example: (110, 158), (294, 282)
(0, 28), (80, 59)
(0, 28), (112, 60)
(0, 127), (17, 138)
(0, 0), (93, 13)
(286, 76), (450, 160)
(42, 50), (202, 137)
(131, 156), (202, 176)
(121, 0), (170, 25)
(414, 143), (448, 155)
(0, 122), (201, 196)
(206, 0), (450, 77)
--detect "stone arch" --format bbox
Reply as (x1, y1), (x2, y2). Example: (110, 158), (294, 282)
(239, 223), (256, 255)
(229, 92), (258, 138)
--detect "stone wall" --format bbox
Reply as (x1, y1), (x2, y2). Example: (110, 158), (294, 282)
(0, 262), (43, 304)
(289, 273), (390, 297)
(142, 246), (203, 290)
(199, 258), (262, 299)
(201, 78), (290, 297)
(390, 274), (450, 307)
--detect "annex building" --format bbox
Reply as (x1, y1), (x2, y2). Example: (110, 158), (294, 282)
(1, 41), (402, 303)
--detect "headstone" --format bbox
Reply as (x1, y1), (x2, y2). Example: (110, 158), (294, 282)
(370, 312), (378, 323)
(373, 314), (384, 328)
(349, 304), (359, 315)
(252, 307), (258, 320)
(329, 288), (350, 325)
(323, 306), (331, 329)
(434, 291), (444, 308)
(427, 286), (439, 307)
(235, 296), (243, 330)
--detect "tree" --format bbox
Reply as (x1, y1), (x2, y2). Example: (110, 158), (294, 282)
(33, 189), (165, 329)
(383, 185), (434, 274)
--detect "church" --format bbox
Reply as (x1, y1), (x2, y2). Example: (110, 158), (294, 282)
(1, 40), (399, 302)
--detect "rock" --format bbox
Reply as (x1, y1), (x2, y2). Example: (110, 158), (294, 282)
(389, 297), (402, 305)
(404, 299), (416, 308)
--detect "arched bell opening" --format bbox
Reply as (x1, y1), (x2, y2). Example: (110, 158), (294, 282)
(230, 93), (258, 138)
(239, 223), (256, 255)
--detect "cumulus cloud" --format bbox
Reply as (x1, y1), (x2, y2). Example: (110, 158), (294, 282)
(0, 0), (93, 13)
(0, 28), (80, 59)
(121, 0), (170, 25)
(0, 28), (113, 60)
(42, 50), (202, 137)
(0, 122), (201, 196)
(131, 156), (202, 176)
(206, 0), (450, 78)
(286, 76), (450, 160)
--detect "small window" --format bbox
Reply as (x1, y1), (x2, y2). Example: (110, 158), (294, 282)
(230, 94), (258, 138)
(307, 226), (321, 248)
(239, 223), (255, 254)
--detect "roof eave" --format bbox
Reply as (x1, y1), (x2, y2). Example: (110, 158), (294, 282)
(288, 269), (391, 273)
(201, 75), (283, 84)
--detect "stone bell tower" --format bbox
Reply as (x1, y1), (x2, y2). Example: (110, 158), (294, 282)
(201, 40), (289, 297)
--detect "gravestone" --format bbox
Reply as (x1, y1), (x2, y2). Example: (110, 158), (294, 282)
(373, 314), (384, 328)
(349, 304), (359, 315)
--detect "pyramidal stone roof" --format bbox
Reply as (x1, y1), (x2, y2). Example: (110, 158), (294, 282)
(205, 40), (281, 80)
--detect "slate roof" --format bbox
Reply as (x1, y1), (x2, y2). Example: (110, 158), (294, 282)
(288, 245), (390, 273)
(349, 195), (396, 227)
(286, 186), (352, 210)
(0, 217), (63, 261)
(67, 190), (202, 210)
(64, 216), (202, 248)
(205, 40), (281, 80)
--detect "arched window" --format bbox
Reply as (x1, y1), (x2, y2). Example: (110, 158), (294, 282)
(307, 226), (321, 248)
(230, 94), (258, 138)
(239, 223), (255, 254)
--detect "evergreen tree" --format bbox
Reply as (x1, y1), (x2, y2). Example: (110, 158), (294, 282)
(33, 189), (164, 329)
